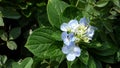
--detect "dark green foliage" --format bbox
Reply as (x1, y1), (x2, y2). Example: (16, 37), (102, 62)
(0, 0), (120, 68)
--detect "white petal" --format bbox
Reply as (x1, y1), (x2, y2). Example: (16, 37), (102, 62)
(86, 26), (95, 39)
(62, 45), (69, 54)
(68, 19), (79, 31)
(79, 17), (89, 26)
(64, 38), (70, 45)
(61, 32), (67, 40)
(66, 53), (76, 61)
(69, 33), (75, 42)
(60, 23), (69, 31)
(73, 46), (81, 57)
(61, 32), (70, 45)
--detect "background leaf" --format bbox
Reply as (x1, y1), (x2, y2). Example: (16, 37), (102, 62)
(79, 50), (89, 65)
(0, 7), (21, 19)
(96, 0), (109, 7)
(12, 57), (33, 68)
(47, 0), (69, 28)
(0, 11), (4, 26)
(9, 27), (21, 40)
(7, 41), (17, 50)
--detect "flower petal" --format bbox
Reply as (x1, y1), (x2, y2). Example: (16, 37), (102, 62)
(68, 19), (78, 28)
(61, 32), (67, 40)
(86, 26), (95, 40)
(66, 53), (76, 61)
(68, 19), (78, 32)
(60, 23), (69, 31)
(79, 17), (89, 26)
(62, 45), (69, 54)
(69, 32), (75, 42)
(73, 46), (81, 57)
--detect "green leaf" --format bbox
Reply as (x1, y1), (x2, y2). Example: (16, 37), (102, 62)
(9, 27), (21, 40)
(95, 60), (102, 68)
(116, 49), (120, 62)
(1, 32), (8, 41)
(88, 56), (96, 68)
(0, 7), (21, 19)
(47, 0), (69, 28)
(20, 57), (33, 68)
(98, 55), (116, 63)
(88, 42), (102, 48)
(25, 28), (63, 59)
(12, 62), (21, 68)
(0, 30), (4, 36)
(21, 9), (32, 18)
(0, 55), (7, 64)
(12, 57), (33, 68)
(7, 41), (17, 50)
(93, 42), (118, 56)
(112, 0), (120, 8)
(0, 11), (4, 26)
(51, 31), (61, 41)
(79, 50), (89, 65)
(63, 6), (82, 19)
(96, 0), (109, 7)
(102, 21), (113, 32)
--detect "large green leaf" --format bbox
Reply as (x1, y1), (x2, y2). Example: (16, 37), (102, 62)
(25, 28), (63, 59)
(47, 0), (69, 28)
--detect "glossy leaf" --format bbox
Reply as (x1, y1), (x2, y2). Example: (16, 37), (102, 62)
(47, 0), (69, 28)
(25, 28), (63, 59)
(12, 57), (33, 68)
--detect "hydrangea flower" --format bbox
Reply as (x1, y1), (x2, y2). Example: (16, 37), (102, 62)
(60, 17), (96, 61)
(62, 42), (81, 61)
